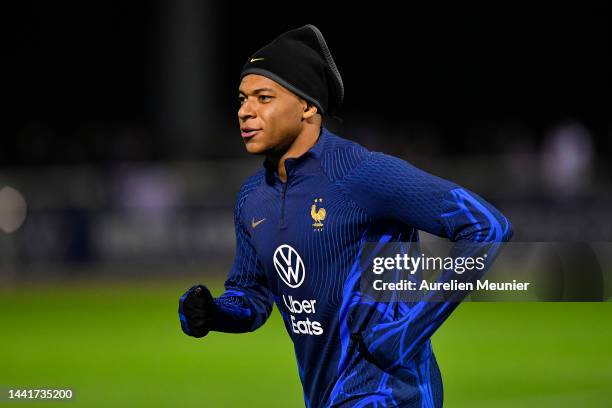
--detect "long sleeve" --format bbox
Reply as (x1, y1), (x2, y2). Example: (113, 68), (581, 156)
(340, 151), (513, 371)
(208, 181), (274, 333)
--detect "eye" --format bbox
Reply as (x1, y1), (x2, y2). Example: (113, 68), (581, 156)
(238, 96), (245, 105)
(259, 95), (272, 103)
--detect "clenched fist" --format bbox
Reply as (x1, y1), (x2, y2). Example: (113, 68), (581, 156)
(178, 284), (217, 338)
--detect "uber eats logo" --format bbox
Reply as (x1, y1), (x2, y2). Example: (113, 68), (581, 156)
(274, 244), (323, 336)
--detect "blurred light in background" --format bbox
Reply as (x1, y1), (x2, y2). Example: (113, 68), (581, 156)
(542, 120), (594, 195)
(0, 186), (27, 233)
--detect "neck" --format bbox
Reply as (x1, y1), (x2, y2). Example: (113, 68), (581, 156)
(271, 125), (321, 183)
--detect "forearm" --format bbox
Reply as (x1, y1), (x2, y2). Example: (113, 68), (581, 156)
(208, 289), (273, 333)
(361, 240), (502, 367)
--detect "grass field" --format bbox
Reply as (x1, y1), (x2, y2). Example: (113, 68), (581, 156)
(1, 278), (611, 407)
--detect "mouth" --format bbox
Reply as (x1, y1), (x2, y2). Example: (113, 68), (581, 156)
(241, 128), (261, 138)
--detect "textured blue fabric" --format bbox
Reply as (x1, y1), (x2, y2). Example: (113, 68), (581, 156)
(209, 126), (513, 407)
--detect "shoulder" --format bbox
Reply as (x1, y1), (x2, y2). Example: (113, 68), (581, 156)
(341, 147), (456, 192)
(319, 129), (428, 183)
(318, 129), (372, 181)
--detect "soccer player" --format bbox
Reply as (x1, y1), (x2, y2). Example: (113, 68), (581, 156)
(179, 24), (512, 408)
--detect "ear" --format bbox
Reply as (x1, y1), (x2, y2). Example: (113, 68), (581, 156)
(302, 102), (319, 120)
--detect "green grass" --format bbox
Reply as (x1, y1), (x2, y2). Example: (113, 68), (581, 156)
(1, 279), (611, 407)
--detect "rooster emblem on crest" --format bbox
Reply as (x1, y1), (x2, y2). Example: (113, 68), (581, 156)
(311, 198), (326, 230)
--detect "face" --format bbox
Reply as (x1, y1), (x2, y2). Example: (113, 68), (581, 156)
(238, 74), (309, 155)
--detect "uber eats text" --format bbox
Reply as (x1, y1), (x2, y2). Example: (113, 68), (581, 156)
(283, 295), (323, 336)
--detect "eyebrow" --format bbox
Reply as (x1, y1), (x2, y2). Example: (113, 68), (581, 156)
(238, 88), (275, 96)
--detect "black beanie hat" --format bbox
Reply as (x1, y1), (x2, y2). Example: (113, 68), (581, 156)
(240, 24), (344, 116)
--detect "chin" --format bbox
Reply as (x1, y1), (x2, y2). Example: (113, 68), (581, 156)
(244, 141), (266, 155)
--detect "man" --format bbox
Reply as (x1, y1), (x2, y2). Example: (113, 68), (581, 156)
(179, 24), (512, 407)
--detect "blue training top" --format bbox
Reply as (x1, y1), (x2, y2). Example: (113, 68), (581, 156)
(196, 126), (512, 408)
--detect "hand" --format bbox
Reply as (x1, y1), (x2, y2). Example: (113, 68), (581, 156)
(178, 284), (216, 338)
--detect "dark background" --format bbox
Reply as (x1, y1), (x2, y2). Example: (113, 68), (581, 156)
(9, 2), (609, 163)
(2, 1), (611, 278)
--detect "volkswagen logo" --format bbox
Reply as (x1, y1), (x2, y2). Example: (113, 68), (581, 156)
(273, 244), (305, 288)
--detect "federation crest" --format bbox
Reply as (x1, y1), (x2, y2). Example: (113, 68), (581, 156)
(311, 197), (326, 231)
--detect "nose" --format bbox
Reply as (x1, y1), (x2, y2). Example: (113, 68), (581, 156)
(238, 98), (255, 122)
